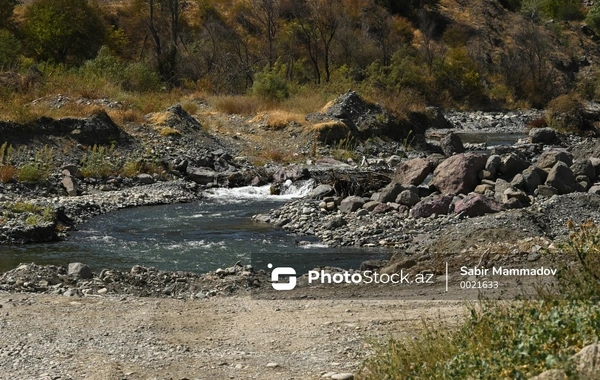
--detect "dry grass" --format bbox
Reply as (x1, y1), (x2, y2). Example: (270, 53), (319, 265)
(250, 110), (306, 130)
(0, 165), (16, 183)
(209, 95), (262, 115)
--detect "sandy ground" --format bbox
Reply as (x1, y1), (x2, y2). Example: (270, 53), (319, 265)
(0, 293), (464, 380)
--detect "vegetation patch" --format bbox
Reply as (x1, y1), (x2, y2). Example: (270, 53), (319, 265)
(360, 221), (600, 379)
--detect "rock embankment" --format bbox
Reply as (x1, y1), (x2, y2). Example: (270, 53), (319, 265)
(0, 261), (265, 298)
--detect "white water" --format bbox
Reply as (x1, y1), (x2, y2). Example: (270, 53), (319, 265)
(203, 179), (315, 202)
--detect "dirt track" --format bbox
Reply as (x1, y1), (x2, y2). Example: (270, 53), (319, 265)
(0, 293), (464, 380)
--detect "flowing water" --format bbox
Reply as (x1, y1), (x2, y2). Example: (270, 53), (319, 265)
(0, 182), (388, 273)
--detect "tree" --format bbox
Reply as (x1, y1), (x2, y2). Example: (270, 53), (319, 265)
(22, 0), (105, 63)
(290, 0), (342, 83)
(142, 0), (187, 85)
(249, 0), (281, 68)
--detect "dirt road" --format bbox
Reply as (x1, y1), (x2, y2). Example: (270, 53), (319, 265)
(0, 293), (464, 380)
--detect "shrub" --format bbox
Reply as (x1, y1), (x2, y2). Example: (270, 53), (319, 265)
(545, 93), (584, 133)
(250, 68), (290, 102)
(0, 29), (21, 70)
(80, 145), (117, 178)
(556, 220), (600, 301)
(586, 3), (600, 33)
(360, 300), (600, 379)
(17, 164), (43, 182)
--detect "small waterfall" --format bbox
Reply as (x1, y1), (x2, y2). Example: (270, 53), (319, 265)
(279, 179), (315, 198)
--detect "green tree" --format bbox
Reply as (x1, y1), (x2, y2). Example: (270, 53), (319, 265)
(0, 0), (19, 30)
(22, 0), (106, 64)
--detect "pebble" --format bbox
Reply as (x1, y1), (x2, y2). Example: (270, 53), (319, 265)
(266, 362), (279, 368)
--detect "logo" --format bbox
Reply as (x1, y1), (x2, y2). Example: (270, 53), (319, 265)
(269, 263), (297, 290)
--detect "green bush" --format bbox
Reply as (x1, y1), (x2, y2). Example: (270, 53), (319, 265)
(17, 164), (43, 182)
(556, 221), (600, 301)
(0, 29), (21, 70)
(360, 300), (600, 379)
(586, 3), (600, 33)
(80, 144), (117, 178)
(250, 68), (290, 102)
(123, 62), (162, 93)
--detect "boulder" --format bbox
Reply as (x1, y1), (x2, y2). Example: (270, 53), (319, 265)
(498, 153), (529, 177)
(339, 196), (365, 213)
(520, 166), (543, 193)
(589, 185), (600, 195)
(186, 166), (217, 185)
(363, 201), (380, 211)
(545, 161), (579, 194)
(410, 195), (454, 218)
(573, 342), (600, 379)
(454, 194), (503, 217)
(528, 127), (557, 144)
(440, 132), (465, 157)
(536, 149), (573, 169)
(394, 158), (432, 186)
(431, 153), (487, 195)
(485, 155), (501, 178)
(494, 179), (511, 202)
(307, 184), (334, 199)
(529, 369), (567, 380)
(571, 159), (595, 179)
(68, 262), (93, 279)
(69, 111), (121, 145)
(371, 182), (403, 203)
(396, 189), (420, 207)
(61, 176), (78, 196)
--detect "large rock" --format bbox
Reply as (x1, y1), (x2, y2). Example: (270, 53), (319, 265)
(61, 176), (78, 196)
(485, 155), (501, 178)
(494, 179), (511, 202)
(431, 153), (487, 195)
(69, 111), (122, 145)
(410, 195), (453, 218)
(440, 132), (465, 157)
(454, 194), (503, 217)
(498, 153), (529, 178)
(529, 369), (567, 380)
(536, 149), (573, 169)
(528, 127), (557, 144)
(307, 184), (334, 199)
(371, 182), (403, 203)
(68, 262), (93, 279)
(396, 189), (420, 207)
(394, 158), (432, 186)
(573, 342), (600, 378)
(339, 196), (365, 213)
(570, 159), (595, 179)
(186, 166), (217, 185)
(545, 161), (579, 194)
(273, 165), (310, 184)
